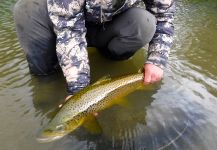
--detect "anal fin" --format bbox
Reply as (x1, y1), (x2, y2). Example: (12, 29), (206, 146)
(83, 114), (102, 134)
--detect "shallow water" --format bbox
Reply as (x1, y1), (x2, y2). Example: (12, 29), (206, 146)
(0, 0), (217, 150)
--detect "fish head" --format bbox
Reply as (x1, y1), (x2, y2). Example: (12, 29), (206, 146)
(37, 123), (69, 143)
(37, 115), (85, 143)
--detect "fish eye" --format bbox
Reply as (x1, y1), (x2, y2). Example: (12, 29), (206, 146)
(56, 125), (64, 131)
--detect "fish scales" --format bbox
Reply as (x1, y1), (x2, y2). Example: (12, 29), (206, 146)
(38, 73), (144, 142)
(59, 73), (143, 122)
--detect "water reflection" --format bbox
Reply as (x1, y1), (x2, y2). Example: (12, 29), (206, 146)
(1, 0), (217, 150)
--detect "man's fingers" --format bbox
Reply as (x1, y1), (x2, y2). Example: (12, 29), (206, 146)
(151, 74), (157, 83)
(144, 70), (151, 84)
(153, 73), (162, 81)
(143, 63), (164, 84)
(144, 71), (162, 84)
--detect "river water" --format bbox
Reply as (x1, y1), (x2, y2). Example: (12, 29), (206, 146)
(0, 0), (217, 150)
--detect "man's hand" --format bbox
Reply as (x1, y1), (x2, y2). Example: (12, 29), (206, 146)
(143, 64), (163, 84)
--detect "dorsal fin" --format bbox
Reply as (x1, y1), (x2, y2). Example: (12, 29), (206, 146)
(92, 75), (111, 86)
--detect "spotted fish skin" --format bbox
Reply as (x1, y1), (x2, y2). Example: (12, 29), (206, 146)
(38, 73), (144, 142)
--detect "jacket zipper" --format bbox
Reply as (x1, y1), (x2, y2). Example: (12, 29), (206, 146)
(100, 0), (126, 23)
(113, 0), (126, 15)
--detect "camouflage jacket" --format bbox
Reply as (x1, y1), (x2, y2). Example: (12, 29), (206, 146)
(47, 0), (175, 94)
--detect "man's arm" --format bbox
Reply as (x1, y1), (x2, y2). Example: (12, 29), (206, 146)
(144, 0), (175, 83)
(146, 0), (175, 68)
(47, 0), (90, 94)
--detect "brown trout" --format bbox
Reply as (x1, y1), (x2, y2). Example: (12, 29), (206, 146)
(37, 73), (144, 142)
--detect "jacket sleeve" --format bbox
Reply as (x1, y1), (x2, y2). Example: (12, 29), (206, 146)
(47, 0), (90, 94)
(145, 0), (175, 69)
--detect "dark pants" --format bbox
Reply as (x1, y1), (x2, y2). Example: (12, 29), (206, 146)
(13, 0), (156, 75)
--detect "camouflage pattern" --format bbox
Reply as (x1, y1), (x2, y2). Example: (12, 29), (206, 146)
(144, 0), (175, 69)
(47, 0), (175, 94)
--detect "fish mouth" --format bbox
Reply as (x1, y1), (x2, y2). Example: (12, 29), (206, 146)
(36, 134), (65, 143)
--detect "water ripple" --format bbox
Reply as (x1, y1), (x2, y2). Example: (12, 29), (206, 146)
(0, 0), (217, 150)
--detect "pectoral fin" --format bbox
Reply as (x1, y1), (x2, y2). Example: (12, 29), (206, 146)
(115, 97), (130, 108)
(138, 68), (144, 74)
(92, 76), (111, 86)
(83, 115), (102, 134)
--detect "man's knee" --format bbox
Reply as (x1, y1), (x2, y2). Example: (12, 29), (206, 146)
(13, 0), (57, 76)
(14, 0), (49, 25)
(124, 7), (156, 46)
(13, 0), (27, 27)
(105, 7), (156, 60)
(106, 41), (136, 60)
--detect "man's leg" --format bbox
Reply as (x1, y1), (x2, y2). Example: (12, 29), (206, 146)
(90, 7), (156, 60)
(13, 0), (58, 75)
